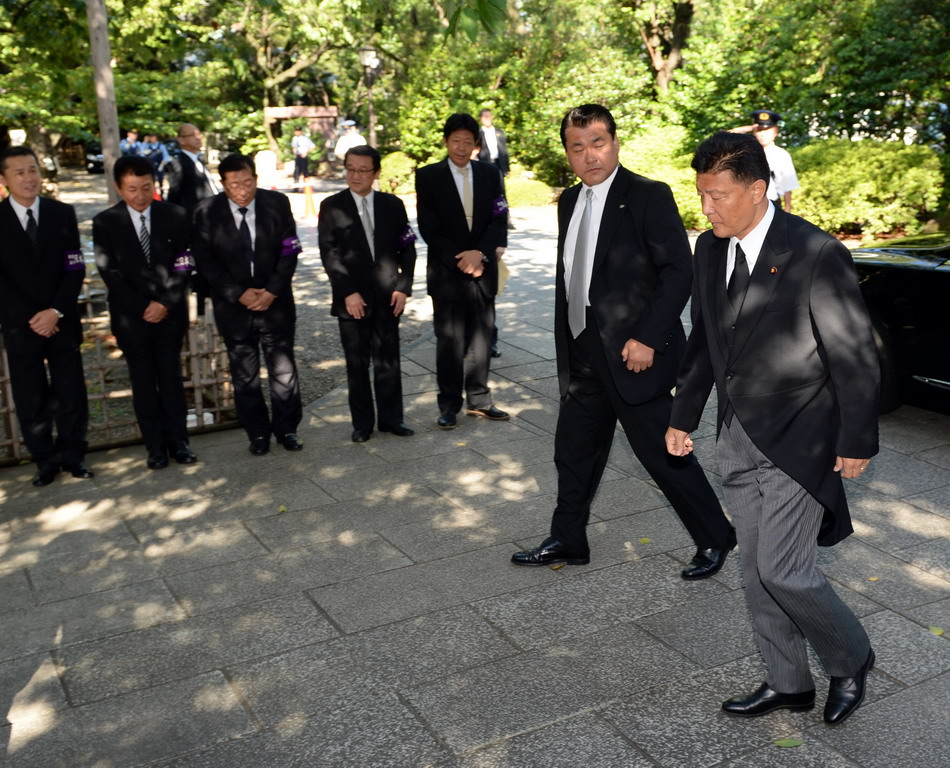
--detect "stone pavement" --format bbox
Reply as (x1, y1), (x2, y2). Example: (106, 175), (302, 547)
(1, 203), (949, 768)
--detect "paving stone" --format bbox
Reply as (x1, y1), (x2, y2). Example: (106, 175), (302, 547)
(59, 593), (339, 704)
(914, 442), (950, 471)
(458, 712), (653, 768)
(863, 610), (950, 685)
(511, 396), (559, 435)
(0, 580), (185, 662)
(475, 557), (726, 650)
(721, 733), (863, 767)
(142, 523), (270, 574)
(0, 653), (67, 726)
(589, 476), (674, 519)
(229, 606), (514, 724)
(474, 434), (556, 468)
(634, 591), (757, 667)
(903, 596), (950, 633)
(4, 672), (254, 768)
(847, 485), (950, 552)
(877, 410), (950, 454)
(166, 533), (411, 614)
(819, 672), (950, 768)
(26, 543), (160, 603)
(890, 537), (950, 580)
(493, 359), (559, 383)
(853, 446), (950, 497)
(247, 487), (450, 551)
(0, 569), (33, 615)
(903, 484), (950, 519)
(403, 623), (698, 754)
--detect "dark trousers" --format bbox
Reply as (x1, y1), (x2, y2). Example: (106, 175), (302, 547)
(432, 284), (494, 414)
(222, 314), (302, 440)
(114, 315), (188, 451)
(551, 321), (732, 554)
(339, 306), (404, 431)
(293, 156), (308, 183)
(6, 335), (88, 469)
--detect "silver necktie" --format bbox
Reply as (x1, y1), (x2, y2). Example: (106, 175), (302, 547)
(460, 164), (473, 231)
(139, 214), (151, 264)
(568, 188), (593, 338)
(362, 196), (375, 258)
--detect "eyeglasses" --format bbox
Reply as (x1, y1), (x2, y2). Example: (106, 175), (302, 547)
(345, 167), (376, 175)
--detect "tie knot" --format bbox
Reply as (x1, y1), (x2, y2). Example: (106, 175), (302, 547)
(27, 208), (36, 218)
(239, 207), (248, 216)
(459, 164), (469, 177)
(140, 214), (146, 223)
(585, 188), (593, 200)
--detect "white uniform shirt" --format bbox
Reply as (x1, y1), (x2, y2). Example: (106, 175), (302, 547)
(763, 143), (799, 201)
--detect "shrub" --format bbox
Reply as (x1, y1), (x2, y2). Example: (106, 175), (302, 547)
(792, 139), (943, 236)
(378, 151), (415, 195)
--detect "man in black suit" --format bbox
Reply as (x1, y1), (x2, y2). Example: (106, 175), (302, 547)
(415, 113), (509, 429)
(191, 153), (304, 455)
(318, 146), (417, 443)
(166, 124), (218, 211)
(94, 155), (197, 469)
(666, 131), (878, 726)
(512, 105), (734, 579)
(0, 147), (93, 486)
(477, 109), (510, 177)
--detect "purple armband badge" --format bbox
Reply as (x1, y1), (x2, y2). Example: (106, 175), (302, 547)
(173, 250), (196, 272)
(398, 224), (417, 248)
(492, 196), (509, 217)
(64, 250), (84, 271)
(280, 236), (302, 257)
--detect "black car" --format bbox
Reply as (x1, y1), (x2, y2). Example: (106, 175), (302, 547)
(851, 232), (950, 413)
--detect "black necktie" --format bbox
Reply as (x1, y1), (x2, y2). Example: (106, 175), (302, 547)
(727, 243), (750, 308)
(26, 208), (39, 251)
(238, 207), (254, 272)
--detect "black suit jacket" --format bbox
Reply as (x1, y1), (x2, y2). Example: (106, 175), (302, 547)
(317, 190), (416, 319)
(555, 166), (692, 406)
(191, 189), (300, 333)
(93, 201), (192, 326)
(478, 126), (510, 175)
(166, 154), (215, 210)
(0, 197), (85, 354)
(670, 209), (880, 545)
(415, 158), (507, 300)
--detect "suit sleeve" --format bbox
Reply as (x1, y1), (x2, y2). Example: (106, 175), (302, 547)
(809, 238), (880, 458)
(191, 200), (246, 304)
(156, 206), (191, 310)
(629, 181), (693, 352)
(415, 168), (461, 267)
(393, 198), (417, 295)
(317, 199), (360, 299)
(51, 204), (86, 315)
(93, 212), (151, 316)
(165, 159), (183, 205)
(476, 164), (507, 258)
(263, 193), (299, 297)
(670, 241), (716, 432)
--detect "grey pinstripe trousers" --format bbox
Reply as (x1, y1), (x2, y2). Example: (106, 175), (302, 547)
(717, 418), (870, 693)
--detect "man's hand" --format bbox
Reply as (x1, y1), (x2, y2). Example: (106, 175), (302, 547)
(238, 288), (262, 308)
(621, 339), (655, 372)
(345, 292), (367, 319)
(455, 250), (485, 278)
(390, 291), (407, 317)
(665, 427), (694, 457)
(247, 289), (276, 312)
(142, 301), (169, 323)
(835, 456), (870, 480)
(29, 309), (60, 338)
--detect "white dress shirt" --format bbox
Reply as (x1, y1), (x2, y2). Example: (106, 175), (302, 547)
(449, 159), (473, 202)
(126, 204), (152, 240)
(563, 163), (621, 306)
(727, 198), (775, 285)
(228, 197), (257, 274)
(350, 188), (374, 230)
(181, 149), (219, 193)
(8, 196), (40, 229)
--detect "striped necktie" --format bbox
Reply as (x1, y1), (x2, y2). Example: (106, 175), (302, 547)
(139, 214), (151, 264)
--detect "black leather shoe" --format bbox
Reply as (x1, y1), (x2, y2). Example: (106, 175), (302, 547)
(32, 467), (58, 487)
(351, 429), (372, 443)
(63, 462), (95, 479)
(279, 433), (304, 451)
(722, 682), (815, 717)
(147, 449), (169, 469)
(437, 412), (457, 430)
(169, 442), (197, 464)
(249, 437), (270, 455)
(466, 405), (510, 421)
(682, 529), (737, 580)
(824, 648), (874, 726)
(490, 346), (502, 358)
(511, 537), (590, 566)
(379, 423), (414, 437)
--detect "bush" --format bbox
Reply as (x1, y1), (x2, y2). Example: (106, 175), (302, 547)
(378, 151), (415, 195)
(792, 139), (943, 236)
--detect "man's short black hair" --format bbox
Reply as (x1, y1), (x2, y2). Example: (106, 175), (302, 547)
(113, 155), (155, 183)
(442, 113), (480, 141)
(218, 153), (256, 179)
(560, 104), (617, 147)
(344, 145), (381, 172)
(479, 108), (492, 117)
(691, 131), (770, 187)
(0, 146), (39, 174)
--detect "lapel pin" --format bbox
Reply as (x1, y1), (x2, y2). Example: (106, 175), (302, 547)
(619, 204), (626, 209)
(770, 266), (778, 274)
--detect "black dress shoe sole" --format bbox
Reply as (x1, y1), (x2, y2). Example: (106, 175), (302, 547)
(173, 454), (198, 464)
(32, 474), (56, 487)
(147, 461), (169, 469)
(379, 426), (414, 436)
(511, 555), (590, 567)
(466, 409), (510, 421)
(722, 701), (815, 718)
(437, 421), (457, 430)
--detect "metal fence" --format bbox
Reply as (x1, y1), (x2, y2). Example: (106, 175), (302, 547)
(0, 268), (239, 467)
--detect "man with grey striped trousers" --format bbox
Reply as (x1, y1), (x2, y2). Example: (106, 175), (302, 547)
(666, 131), (879, 727)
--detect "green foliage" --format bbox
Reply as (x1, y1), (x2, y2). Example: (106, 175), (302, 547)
(792, 139), (944, 236)
(505, 175), (555, 207)
(378, 151), (415, 194)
